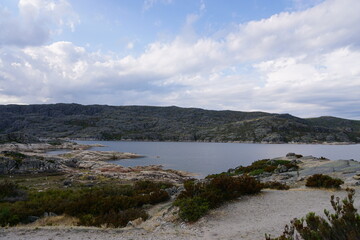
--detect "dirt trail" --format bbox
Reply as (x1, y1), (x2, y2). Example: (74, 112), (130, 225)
(2, 188), (359, 240)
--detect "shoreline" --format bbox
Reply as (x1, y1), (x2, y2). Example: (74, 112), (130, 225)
(71, 138), (359, 145)
(2, 142), (360, 239)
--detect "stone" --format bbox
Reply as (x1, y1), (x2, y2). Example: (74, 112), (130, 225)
(275, 165), (288, 173)
(126, 217), (144, 227)
(165, 186), (176, 196)
(353, 175), (360, 180)
(43, 212), (57, 217)
(27, 216), (40, 223)
(63, 179), (72, 186)
(87, 175), (97, 180)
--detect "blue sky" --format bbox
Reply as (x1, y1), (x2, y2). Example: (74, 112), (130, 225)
(0, 0), (360, 119)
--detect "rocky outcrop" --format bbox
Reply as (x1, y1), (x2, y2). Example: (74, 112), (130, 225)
(0, 142), (96, 153)
(0, 132), (41, 144)
(0, 143), (192, 183)
(258, 154), (360, 187)
(0, 152), (62, 174)
(59, 150), (140, 162)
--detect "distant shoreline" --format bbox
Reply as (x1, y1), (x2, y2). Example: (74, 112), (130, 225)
(70, 138), (359, 145)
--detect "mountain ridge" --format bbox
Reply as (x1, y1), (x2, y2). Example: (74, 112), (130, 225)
(0, 103), (359, 143)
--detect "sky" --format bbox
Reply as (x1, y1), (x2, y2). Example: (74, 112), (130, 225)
(0, 0), (360, 119)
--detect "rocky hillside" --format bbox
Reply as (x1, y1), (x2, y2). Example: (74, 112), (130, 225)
(0, 104), (359, 143)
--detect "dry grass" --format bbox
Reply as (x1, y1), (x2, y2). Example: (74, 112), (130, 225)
(26, 215), (79, 227)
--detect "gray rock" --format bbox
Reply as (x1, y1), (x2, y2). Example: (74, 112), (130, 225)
(43, 212), (58, 217)
(27, 216), (40, 223)
(275, 165), (288, 173)
(87, 175), (97, 180)
(165, 186), (180, 197)
(63, 179), (72, 186)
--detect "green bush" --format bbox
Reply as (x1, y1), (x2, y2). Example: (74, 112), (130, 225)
(306, 174), (344, 188)
(174, 197), (209, 222)
(262, 181), (290, 190)
(0, 205), (20, 227)
(0, 180), (27, 202)
(235, 159), (298, 175)
(266, 188), (360, 240)
(0, 181), (19, 199)
(175, 175), (262, 222)
(249, 169), (265, 176)
(208, 159), (299, 179)
(0, 180), (172, 227)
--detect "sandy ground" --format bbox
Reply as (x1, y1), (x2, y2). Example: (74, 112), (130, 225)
(1, 188), (359, 240)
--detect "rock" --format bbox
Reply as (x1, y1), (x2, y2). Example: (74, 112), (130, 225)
(274, 165), (288, 173)
(286, 153), (296, 157)
(63, 179), (72, 186)
(277, 174), (293, 180)
(87, 175), (97, 180)
(288, 167), (298, 172)
(27, 216), (40, 223)
(259, 172), (272, 178)
(0, 153), (62, 174)
(43, 212), (57, 217)
(353, 175), (360, 180)
(126, 217), (144, 227)
(290, 159), (302, 164)
(0, 132), (41, 144)
(165, 186), (178, 196)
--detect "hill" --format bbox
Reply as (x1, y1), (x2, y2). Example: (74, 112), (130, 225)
(0, 104), (359, 143)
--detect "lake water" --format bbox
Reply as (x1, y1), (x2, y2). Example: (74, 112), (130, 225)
(75, 141), (360, 178)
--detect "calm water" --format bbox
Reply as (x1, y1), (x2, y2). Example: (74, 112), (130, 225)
(75, 141), (360, 178)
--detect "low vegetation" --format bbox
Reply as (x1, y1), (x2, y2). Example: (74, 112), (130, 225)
(174, 175), (263, 222)
(266, 188), (360, 240)
(262, 181), (290, 190)
(0, 180), (27, 202)
(306, 174), (344, 188)
(0, 180), (172, 227)
(207, 159), (298, 178)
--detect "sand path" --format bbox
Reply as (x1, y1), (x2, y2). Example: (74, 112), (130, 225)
(2, 188), (359, 240)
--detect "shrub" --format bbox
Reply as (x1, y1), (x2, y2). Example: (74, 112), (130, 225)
(262, 181), (290, 190)
(175, 175), (262, 222)
(0, 181), (19, 199)
(0, 180), (171, 227)
(265, 188), (360, 240)
(174, 197), (209, 222)
(0, 205), (20, 227)
(249, 169), (264, 176)
(0, 180), (27, 202)
(235, 159), (298, 175)
(305, 174), (344, 188)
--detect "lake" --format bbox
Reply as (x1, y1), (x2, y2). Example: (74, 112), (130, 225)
(75, 141), (360, 178)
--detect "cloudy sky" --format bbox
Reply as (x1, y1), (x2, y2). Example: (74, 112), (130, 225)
(0, 0), (359, 119)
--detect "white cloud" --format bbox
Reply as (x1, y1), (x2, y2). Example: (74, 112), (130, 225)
(142, 0), (173, 12)
(0, 0), (79, 47)
(226, 0), (360, 61)
(251, 47), (360, 117)
(0, 0), (360, 119)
